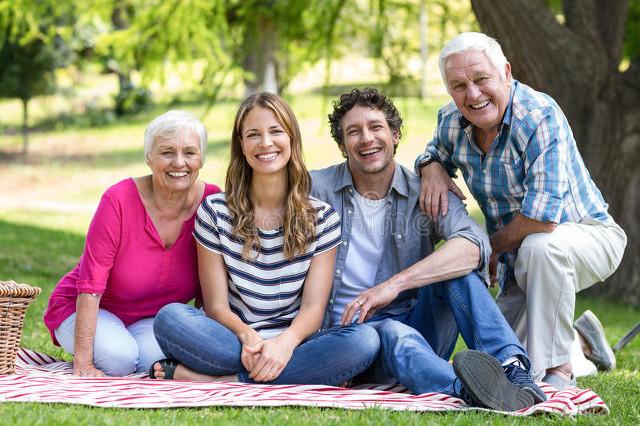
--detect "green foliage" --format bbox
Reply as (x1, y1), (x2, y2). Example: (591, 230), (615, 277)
(358, 0), (477, 88)
(0, 1), (75, 152)
(113, 82), (152, 115)
(430, 0), (479, 47)
(0, 0), (74, 102)
(244, 0), (348, 92)
(93, 0), (351, 97)
(371, 0), (421, 85)
(0, 35), (58, 102)
(625, 0), (640, 60)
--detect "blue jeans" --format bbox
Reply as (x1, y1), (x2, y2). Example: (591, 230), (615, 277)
(363, 272), (529, 395)
(153, 303), (380, 386)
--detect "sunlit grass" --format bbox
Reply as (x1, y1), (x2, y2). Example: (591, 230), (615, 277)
(0, 66), (637, 425)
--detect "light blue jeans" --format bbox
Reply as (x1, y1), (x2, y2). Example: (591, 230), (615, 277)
(153, 303), (380, 385)
(55, 309), (165, 376)
(362, 272), (529, 395)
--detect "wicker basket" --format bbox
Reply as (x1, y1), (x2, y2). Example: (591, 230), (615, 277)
(0, 280), (41, 375)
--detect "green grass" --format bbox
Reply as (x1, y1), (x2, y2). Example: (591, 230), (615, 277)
(1, 92), (639, 425)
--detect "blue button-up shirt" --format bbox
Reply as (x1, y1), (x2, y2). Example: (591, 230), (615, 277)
(416, 80), (612, 236)
(311, 162), (490, 329)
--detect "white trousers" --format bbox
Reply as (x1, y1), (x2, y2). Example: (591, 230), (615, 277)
(55, 309), (165, 376)
(496, 218), (627, 380)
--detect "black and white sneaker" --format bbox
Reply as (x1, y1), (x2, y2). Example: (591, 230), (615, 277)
(503, 359), (547, 403)
(453, 350), (535, 412)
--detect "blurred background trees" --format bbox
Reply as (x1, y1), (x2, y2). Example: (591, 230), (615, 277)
(0, 0), (477, 126)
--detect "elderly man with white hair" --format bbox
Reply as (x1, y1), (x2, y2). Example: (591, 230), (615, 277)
(415, 32), (627, 388)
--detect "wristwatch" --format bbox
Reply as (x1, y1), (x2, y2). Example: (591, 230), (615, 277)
(417, 153), (438, 170)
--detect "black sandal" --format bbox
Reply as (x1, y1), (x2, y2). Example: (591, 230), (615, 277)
(148, 358), (179, 380)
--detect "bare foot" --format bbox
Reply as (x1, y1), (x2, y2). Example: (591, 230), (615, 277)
(545, 362), (573, 381)
(152, 362), (238, 382)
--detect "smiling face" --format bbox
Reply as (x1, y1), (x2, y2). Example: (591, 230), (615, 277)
(341, 105), (398, 178)
(240, 106), (292, 177)
(444, 49), (512, 135)
(147, 130), (203, 192)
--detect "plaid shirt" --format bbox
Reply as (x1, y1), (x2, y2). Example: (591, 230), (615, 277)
(416, 80), (611, 236)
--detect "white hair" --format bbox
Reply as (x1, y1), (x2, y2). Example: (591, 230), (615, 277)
(143, 110), (208, 165)
(439, 32), (509, 85)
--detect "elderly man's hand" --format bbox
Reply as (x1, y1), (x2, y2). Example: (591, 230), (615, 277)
(341, 283), (399, 325)
(419, 162), (465, 219)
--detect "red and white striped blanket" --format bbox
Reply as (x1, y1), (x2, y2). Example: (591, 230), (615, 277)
(0, 349), (608, 416)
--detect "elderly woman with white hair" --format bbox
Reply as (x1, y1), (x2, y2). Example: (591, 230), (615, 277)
(44, 110), (221, 377)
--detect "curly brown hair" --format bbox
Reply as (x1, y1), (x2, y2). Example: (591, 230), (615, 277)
(226, 92), (316, 261)
(328, 87), (403, 157)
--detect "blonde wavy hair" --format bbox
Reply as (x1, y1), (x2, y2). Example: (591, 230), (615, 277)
(226, 92), (316, 261)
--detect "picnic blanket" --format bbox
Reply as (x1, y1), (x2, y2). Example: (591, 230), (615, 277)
(0, 349), (608, 416)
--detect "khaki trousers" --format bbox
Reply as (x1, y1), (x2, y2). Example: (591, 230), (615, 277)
(496, 218), (627, 379)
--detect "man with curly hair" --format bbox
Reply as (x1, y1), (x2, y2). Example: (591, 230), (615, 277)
(310, 87), (546, 410)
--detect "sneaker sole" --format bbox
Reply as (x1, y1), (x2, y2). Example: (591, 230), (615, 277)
(453, 350), (534, 412)
(574, 310), (616, 370)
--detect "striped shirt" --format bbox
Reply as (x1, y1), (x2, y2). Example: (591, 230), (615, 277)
(194, 193), (341, 339)
(417, 80), (611, 236)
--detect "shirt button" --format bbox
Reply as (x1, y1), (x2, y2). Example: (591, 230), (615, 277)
(335, 269), (341, 275)
(347, 209), (353, 215)
(483, 169), (488, 174)
(329, 299), (334, 304)
(348, 188), (353, 194)
(342, 240), (348, 246)
(396, 234), (403, 240)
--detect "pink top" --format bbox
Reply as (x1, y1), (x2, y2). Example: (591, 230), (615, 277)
(43, 178), (221, 345)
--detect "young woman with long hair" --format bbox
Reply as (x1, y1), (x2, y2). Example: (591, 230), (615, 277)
(150, 93), (379, 385)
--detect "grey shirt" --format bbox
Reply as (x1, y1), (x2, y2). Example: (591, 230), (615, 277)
(310, 161), (491, 329)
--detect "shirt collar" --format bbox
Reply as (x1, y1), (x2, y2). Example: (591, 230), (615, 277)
(333, 161), (410, 198)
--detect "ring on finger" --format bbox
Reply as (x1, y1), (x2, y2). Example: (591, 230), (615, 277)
(356, 299), (364, 307)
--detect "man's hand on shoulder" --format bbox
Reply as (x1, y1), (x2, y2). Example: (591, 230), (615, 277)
(419, 162), (465, 219)
(341, 282), (400, 325)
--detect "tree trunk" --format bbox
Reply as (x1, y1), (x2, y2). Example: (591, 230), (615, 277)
(21, 97), (29, 156)
(471, 0), (640, 305)
(111, 1), (134, 116)
(243, 15), (279, 96)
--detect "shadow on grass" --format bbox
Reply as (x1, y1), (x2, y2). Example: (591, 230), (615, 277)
(0, 138), (229, 168)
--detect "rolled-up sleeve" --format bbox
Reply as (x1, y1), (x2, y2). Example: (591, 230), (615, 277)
(436, 191), (491, 284)
(414, 108), (458, 177)
(520, 107), (568, 224)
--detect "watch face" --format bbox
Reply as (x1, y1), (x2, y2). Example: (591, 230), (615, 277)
(420, 155), (433, 167)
